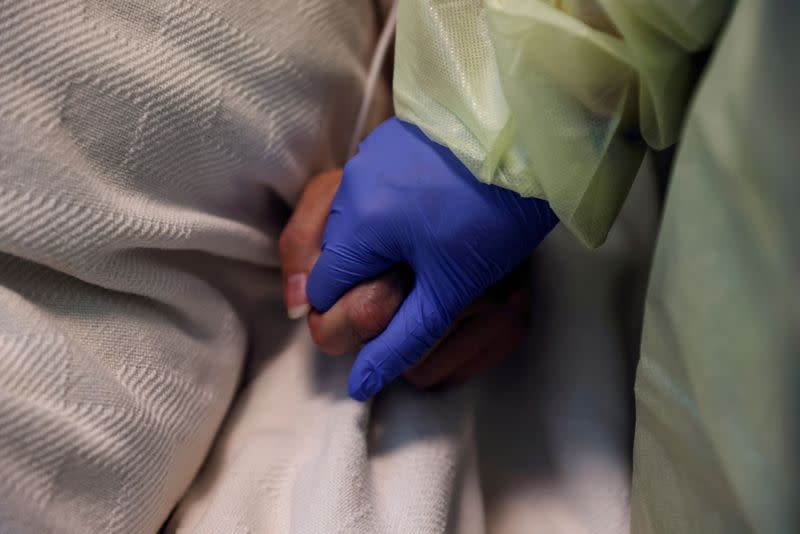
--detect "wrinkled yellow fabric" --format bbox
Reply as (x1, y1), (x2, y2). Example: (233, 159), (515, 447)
(393, 0), (729, 246)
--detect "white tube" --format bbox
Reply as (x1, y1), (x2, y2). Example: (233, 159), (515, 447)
(347, 0), (399, 159)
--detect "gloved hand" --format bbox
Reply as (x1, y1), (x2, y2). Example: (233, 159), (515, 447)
(279, 169), (534, 391)
(307, 118), (558, 401)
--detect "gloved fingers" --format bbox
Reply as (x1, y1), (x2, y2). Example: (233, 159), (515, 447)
(279, 170), (342, 319)
(404, 284), (529, 388)
(402, 314), (486, 389)
(306, 243), (395, 313)
(307, 266), (411, 356)
(347, 284), (453, 401)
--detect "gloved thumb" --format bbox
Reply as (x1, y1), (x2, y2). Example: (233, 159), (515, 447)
(307, 244), (395, 313)
(347, 283), (453, 401)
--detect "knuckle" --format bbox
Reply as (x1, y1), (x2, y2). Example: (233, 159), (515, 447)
(307, 319), (328, 349)
(278, 228), (299, 258)
(279, 225), (315, 259)
(308, 321), (345, 356)
(347, 289), (395, 341)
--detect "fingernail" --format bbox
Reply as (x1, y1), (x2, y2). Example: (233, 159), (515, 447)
(350, 369), (382, 401)
(286, 273), (310, 320)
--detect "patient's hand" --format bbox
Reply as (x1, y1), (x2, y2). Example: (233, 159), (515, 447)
(279, 170), (531, 389)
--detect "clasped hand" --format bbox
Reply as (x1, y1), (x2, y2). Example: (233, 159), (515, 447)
(280, 119), (557, 400)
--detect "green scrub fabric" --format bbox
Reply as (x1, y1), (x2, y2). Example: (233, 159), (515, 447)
(632, 3), (798, 532)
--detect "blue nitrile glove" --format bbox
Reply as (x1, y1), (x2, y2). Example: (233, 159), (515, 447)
(307, 118), (557, 401)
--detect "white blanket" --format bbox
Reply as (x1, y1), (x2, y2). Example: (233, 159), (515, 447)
(0, 1), (381, 531)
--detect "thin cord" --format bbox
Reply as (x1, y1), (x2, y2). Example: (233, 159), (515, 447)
(347, 0), (399, 159)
